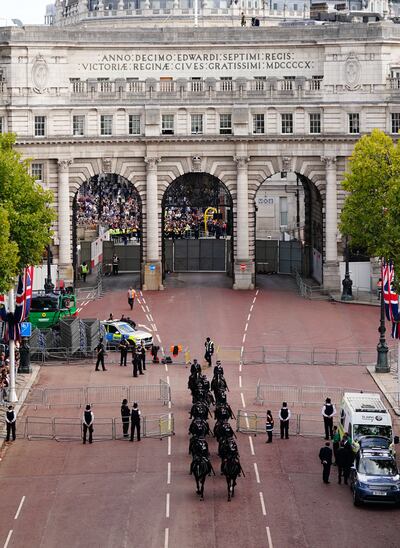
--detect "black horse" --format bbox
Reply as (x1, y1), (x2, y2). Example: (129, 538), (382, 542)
(189, 401), (211, 420)
(215, 402), (236, 421)
(214, 420), (235, 442)
(222, 455), (244, 501)
(190, 455), (215, 500)
(189, 436), (209, 458)
(189, 417), (211, 438)
(211, 375), (229, 395)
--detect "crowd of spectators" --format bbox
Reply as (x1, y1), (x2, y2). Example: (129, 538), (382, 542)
(76, 176), (141, 237)
(163, 207), (228, 239)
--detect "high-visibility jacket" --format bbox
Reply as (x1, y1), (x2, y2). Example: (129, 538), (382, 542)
(128, 289), (136, 300)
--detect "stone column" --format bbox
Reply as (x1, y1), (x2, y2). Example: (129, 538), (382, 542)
(233, 155), (254, 290)
(322, 155), (340, 291)
(58, 159), (73, 283)
(143, 156), (163, 290)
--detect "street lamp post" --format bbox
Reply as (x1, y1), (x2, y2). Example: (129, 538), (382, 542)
(376, 277), (390, 372)
(341, 236), (353, 301)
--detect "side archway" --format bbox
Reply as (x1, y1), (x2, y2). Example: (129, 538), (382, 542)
(72, 173), (143, 283)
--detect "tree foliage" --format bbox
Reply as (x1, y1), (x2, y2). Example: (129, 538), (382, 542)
(340, 129), (400, 282)
(0, 208), (19, 294)
(0, 133), (55, 292)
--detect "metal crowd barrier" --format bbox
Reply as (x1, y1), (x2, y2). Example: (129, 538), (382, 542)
(236, 410), (336, 438)
(17, 414), (175, 441)
(255, 382), (364, 408)
(22, 380), (171, 408)
(242, 345), (395, 367)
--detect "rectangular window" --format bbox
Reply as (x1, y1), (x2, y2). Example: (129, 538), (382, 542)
(34, 116), (46, 137)
(129, 114), (141, 135)
(280, 196), (288, 226)
(253, 114), (265, 134)
(220, 77), (233, 92)
(191, 77), (203, 93)
(73, 115), (85, 136)
(219, 113), (232, 135)
(281, 113), (293, 134)
(348, 113), (360, 134)
(309, 113), (321, 134)
(191, 114), (203, 134)
(100, 115), (113, 136)
(31, 163), (43, 182)
(391, 113), (400, 134)
(273, 2), (277, 9)
(0, 116), (3, 134)
(293, 3), (298, 10)
(161, 114), (174, 135)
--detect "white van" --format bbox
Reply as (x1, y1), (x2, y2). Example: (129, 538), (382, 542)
(339, 392), (394, 443)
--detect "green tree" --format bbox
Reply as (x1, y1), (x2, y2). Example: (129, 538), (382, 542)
(0, 208), (19, 294)
(0, 133), (55, 292)
(340, 128), (400, 283)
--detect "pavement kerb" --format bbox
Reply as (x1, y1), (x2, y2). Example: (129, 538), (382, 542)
(330, 293), (380, 307)
(367, 365), (400, 416)
(0, 364), (41, 451)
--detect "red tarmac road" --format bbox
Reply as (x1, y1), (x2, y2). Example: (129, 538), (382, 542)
(0, 275), (399, 548)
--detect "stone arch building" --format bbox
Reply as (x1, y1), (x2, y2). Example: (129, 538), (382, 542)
(1, 6), (398, 289)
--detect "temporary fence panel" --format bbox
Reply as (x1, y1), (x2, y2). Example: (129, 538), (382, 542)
(114, 418), (135, 440)
(44, 388), (85, 407)
(242, 347), (264, 365)
(297, 414), (324, 437)
(336, 350), (361, 366)
(92, 418), (114, 440)
(236, 410), (266, 434)
(54, 418), (82, 440)
(144, 413), (174, 438)
(256, 384), (299, 406)
(19, 387), (44, 407)
(287, 348), (313, 365)
(86, 385), (129, 405)
(300, 386), (344, 407)
(26, 416), (54, 439)
(313, 349), (338, 365)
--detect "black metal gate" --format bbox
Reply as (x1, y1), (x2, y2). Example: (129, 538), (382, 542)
(256, 240), (303, 275)
(164, 239), (227, 272)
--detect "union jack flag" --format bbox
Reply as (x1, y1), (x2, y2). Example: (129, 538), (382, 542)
(23, 266), (34, 320)
(392, 322), (400, 340)
(382, 260), (399, 322)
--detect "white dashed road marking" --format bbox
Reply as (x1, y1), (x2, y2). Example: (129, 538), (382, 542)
(166, 493), (170, 518)
(244, 323), (248, 332)
(156, 334), (161, 343)
(253, 463), (260, 484)
(164, 528), (169, 548)
(3, 530), (13, 548)
(248, 436), (255, 456)
(242, 333), (246, 344)
(168, 436), (171, 456)
(266, 527), (273, 548)
(14, 496), (25, 520)
(239, 375), (242, 388)
(259, 492), (267, 516)
(240, 392), (246, 408)
(167, 462), (171, 484)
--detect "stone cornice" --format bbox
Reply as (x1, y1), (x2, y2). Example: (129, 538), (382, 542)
(14, 134), (370, 148)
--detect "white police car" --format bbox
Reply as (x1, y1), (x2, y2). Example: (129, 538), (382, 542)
(101, 321), (153, 348)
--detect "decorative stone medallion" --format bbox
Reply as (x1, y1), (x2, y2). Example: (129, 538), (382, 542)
(344, 53), (361, 91)
(32, 55), (49, 94)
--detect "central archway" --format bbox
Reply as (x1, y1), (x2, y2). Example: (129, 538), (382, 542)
(162, 172), (233, 277)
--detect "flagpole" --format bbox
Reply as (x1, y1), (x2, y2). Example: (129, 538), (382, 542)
(194, 0), (198, 27)
(397, 338), (400, 409)
(8, 287), (18, 403)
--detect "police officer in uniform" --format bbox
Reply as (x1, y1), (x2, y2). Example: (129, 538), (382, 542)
(95, 338), (106, 371)
(121, 398), (130, 438)
(130, 402), (141, 441)
(213, 360), (224, 378)
(139, 340), (146, 371)
(119, 338), (129, 367)
(132, 348), (140, 377)
(82, 404), (94, 444)
(279, 401), (291, 439)
(204, 337), (214, 368)
(5, 405), (16, 442)
(321, 397), (336, 440)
